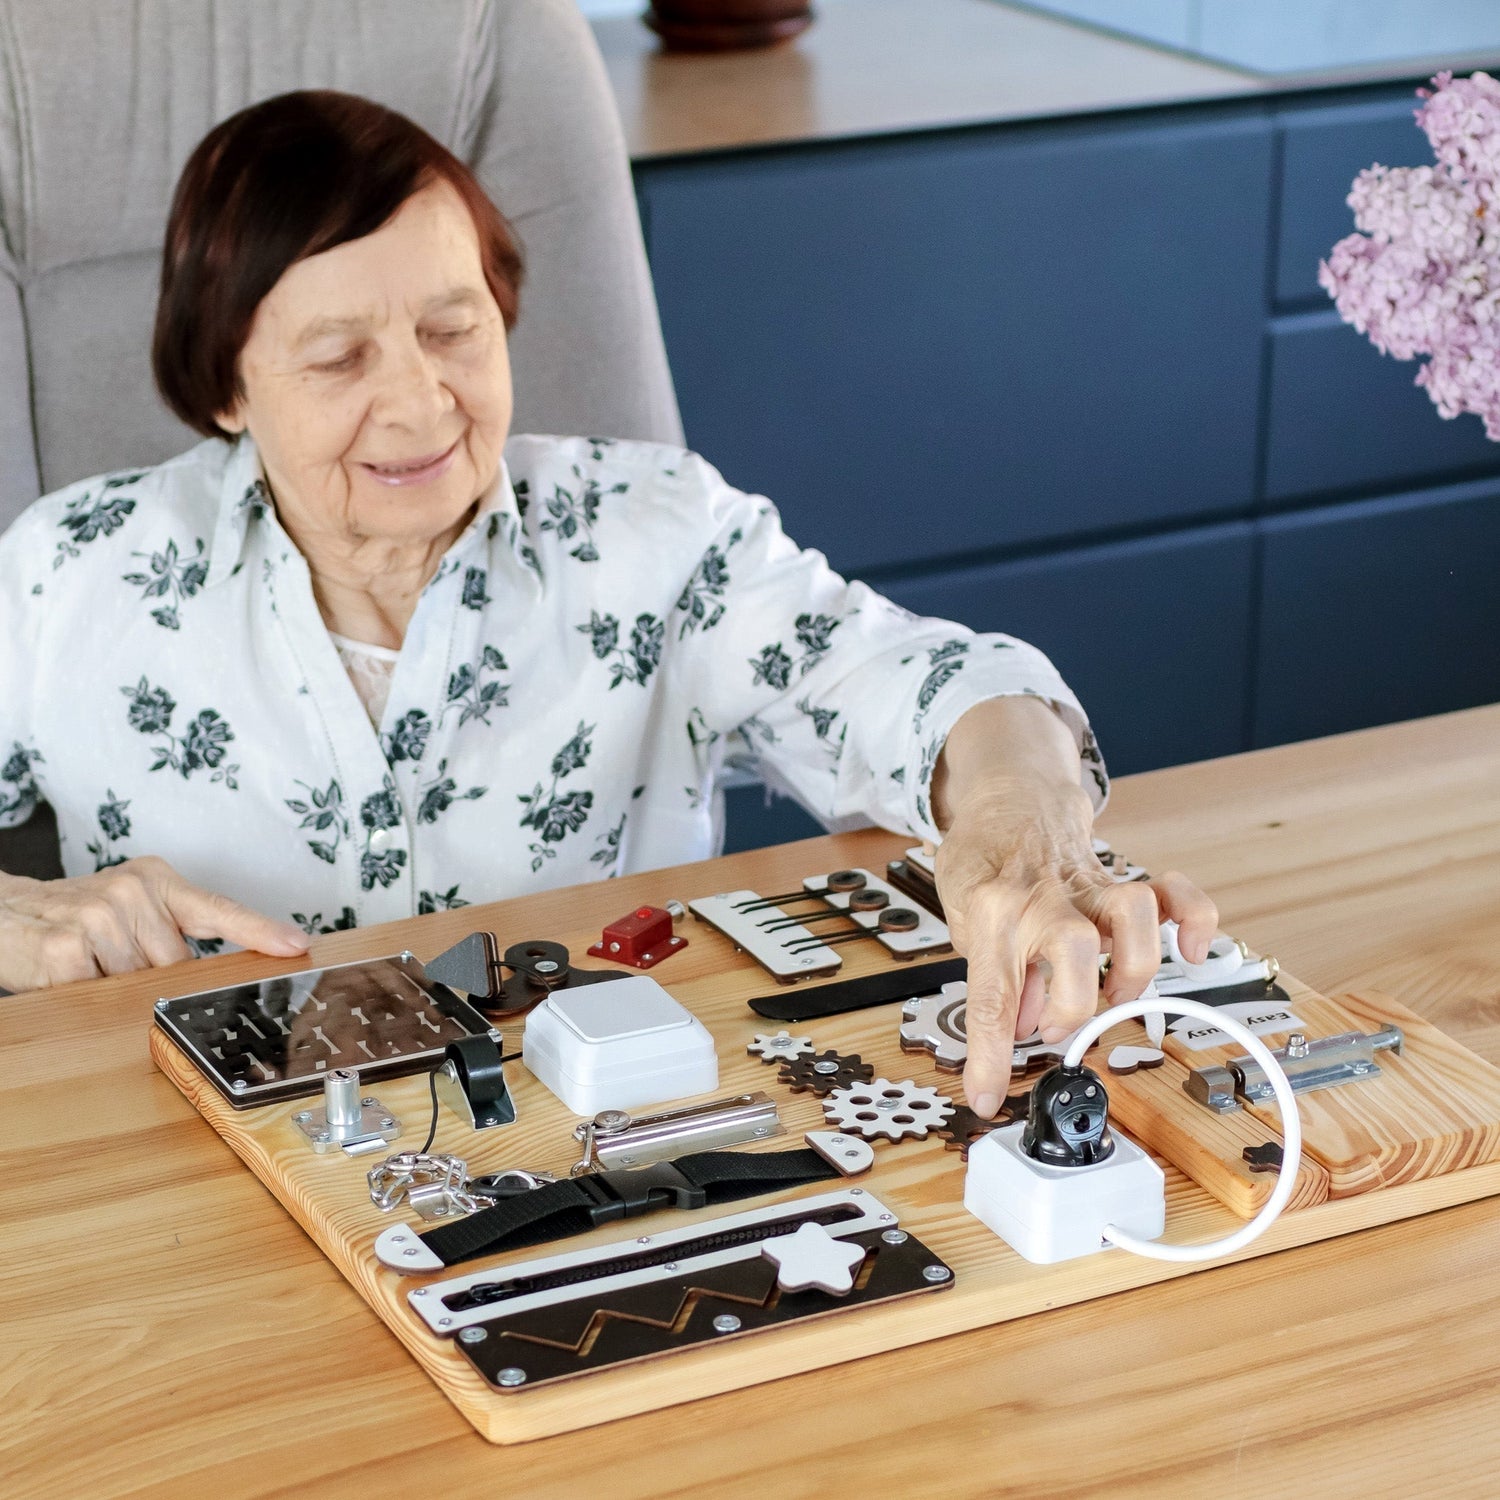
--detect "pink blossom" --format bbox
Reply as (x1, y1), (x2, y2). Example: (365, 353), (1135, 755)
(1321, 71), (1500, 437)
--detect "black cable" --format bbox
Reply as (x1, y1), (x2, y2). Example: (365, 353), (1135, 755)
(419, 1047), (522, 1154)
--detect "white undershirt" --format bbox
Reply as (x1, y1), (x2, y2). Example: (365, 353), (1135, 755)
(329, 631), (400, 727)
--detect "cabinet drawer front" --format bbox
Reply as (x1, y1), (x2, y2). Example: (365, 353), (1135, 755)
(1275, 92), (1432, 308)
(641, 113), (1272, 574)
(1254, 478), (1500, 747)
(881, 523), (1254, 775)
(1263, 312), (1500, 505)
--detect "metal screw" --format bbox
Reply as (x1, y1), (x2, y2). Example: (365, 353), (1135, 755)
(664, 1262), (679, 1272)
(637, 1236), (651, 1245)
(314, 1131), (330, 1145)
(878, 1212), (894, 1222)
(403, 1248), (419, 1258)
(362, 1096), (377, 1107)
(411, 1284), (427, 1293)
(459, 1327), (487, 1345)
(154, 998), (169, 1012)
(438, 1318), (452, 1327)
(496, 1367), (527, 1387)
(488, 1028), (504, 1041)
(753, 1126), (772, 1136)
(534, 960), (560, 975)
(231, 1080), (248, 1093)
(712, 1314), (742, 1334)
(1286, 1033), (1310, 1059)
(294, 1110), (312, 1123)
(379, 1118), (395, 1130)
(619, 1155), (638, 1167)
(881, 1229), (908, 1246)
(922, 1265), (952, 1283)
(814, 1059), (839, 1075)
(642, 953), (654, 962)
(850, 1188), (864, 1196)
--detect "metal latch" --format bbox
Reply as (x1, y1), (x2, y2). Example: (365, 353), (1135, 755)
(570, 1091), (785, 1173)
(1185, 1026), (1404, 1113)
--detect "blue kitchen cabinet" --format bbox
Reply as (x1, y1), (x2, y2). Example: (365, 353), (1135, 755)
(1274, 90), (1441, 307)
(638, 110), (1274, 576)
(881, 522), (1256, 776)
(1263, 309), (1500, 505)
(1253, 475), (1500, 746)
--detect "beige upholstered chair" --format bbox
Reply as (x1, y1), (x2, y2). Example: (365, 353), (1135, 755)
(0, 0), (682, 879)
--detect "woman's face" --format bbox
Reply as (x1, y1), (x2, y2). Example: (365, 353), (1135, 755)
(219, 181), (513, 549)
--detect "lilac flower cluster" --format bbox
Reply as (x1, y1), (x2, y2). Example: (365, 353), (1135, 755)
(1320, 71), (1500, 438)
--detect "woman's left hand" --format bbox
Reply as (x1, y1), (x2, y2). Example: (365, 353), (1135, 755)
(931, 698), (1217, 1117)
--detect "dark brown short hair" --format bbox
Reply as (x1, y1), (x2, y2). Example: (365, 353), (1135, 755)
(153, 90), (524, 439)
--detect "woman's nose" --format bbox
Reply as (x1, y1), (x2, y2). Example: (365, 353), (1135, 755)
(373, 338), (453, 427)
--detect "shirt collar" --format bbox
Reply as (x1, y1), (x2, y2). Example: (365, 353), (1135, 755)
(204, 435), (534, 588)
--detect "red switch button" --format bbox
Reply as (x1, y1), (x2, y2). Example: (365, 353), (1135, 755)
(587, 905), (688, 969)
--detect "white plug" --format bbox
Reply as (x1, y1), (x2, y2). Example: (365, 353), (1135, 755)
(964, 995), (1302, 1266)
(964, 1121), (1164, 1264)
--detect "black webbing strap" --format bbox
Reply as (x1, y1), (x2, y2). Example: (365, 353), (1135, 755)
(748, 956), (968, 1023)
(417, 1148), (840, 1267)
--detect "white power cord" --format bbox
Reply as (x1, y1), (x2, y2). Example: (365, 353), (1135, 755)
(1061, 995), (1303, 1263)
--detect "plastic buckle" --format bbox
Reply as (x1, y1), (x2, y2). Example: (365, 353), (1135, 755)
(579, 1161), (708, 1224)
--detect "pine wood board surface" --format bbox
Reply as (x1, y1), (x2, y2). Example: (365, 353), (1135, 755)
(146, 934), (1500, 1445)
(8, 704), (1500, 1496)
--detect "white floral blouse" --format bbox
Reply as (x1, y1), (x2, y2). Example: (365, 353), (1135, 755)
(0, 433), (1105, 943)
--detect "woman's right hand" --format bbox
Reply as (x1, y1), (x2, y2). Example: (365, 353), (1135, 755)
(0, 856), (309, 991)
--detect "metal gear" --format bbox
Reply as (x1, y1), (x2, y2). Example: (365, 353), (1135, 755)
(747, 1031), (815, 1064)
(899, 982), (967, 1071)
(820, 1078), (956, 1142)
(932, 1091), (1032, 1159)
(777, 1049), (875, 1097)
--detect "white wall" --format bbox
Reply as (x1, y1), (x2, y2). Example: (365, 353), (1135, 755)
(575, 0), (640, 18)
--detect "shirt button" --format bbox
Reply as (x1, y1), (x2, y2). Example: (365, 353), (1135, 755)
(369, 827), (397, 854)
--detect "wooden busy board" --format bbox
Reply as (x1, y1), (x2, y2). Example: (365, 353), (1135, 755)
(150, 858), (1500, 1446)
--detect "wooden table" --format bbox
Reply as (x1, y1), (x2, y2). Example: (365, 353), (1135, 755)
(5, 705), (1500, 1498)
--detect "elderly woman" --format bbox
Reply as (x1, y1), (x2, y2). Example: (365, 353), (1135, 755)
(0, 91), (1214, 1113)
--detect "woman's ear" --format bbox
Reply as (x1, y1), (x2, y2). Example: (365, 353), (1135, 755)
(215, 405), (248, 436)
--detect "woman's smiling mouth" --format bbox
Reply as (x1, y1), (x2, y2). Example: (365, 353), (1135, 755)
(361, 440), (459, 486)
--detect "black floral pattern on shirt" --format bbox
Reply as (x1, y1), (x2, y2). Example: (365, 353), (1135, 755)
(578, 610), (664, 688)
(359, 773), (408, 890)
(418, 886), (470, 915)
(382, 710), (431, 765)
(460, 566), (490, 611)
(0, 743), (43, 825)
(53, 474), (143, 569)
(539, 466), (628, 562)
(86, 788), (132, 870)
(519, 720), (595, 871)
(121, 678), (239, 787)
(444, 645), (510, 727)
(415, 759), (488, 824)
(750, 613), (843, 692)
(286, 779), (350, 865)
(291, 906), (358, 935)
(122, 538), (208, 630)
(676, 528), (742, 637)
(912, 639), (970, 731)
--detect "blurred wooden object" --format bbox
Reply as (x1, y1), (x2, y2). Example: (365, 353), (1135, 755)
(646, 0), (814, 52)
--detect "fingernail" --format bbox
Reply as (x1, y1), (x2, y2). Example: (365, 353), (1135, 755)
(972, 1091), (1001, 1119)
(275, 926), (310, 950)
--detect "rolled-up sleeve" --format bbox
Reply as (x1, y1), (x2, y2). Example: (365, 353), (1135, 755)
(670, 454), (1107, 843)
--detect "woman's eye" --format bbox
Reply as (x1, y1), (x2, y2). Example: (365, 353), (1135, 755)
(312, 351), (361, 374)
(431, 326), (478, 345)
